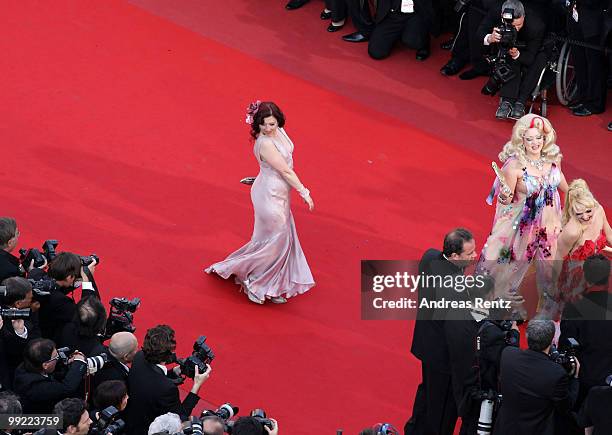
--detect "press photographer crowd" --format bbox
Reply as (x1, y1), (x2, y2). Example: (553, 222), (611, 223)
(0, 217), (282, 435)
(284, 0), (612, 127)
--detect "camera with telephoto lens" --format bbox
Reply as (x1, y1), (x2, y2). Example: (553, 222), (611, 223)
(481, 8), (526, 96)
(249, 409), (275, 432)
(0, 307), (31, 320)
(549, 337), (580, 376)
(81, 254), (99, 267)
(55, 347), (109, 374)
(89, 406), (126, 435)
(18, 239), (58, 269)
(174, 336), (215, 379)
(200, 404), (239, 433)
(102, 297), (140, 340)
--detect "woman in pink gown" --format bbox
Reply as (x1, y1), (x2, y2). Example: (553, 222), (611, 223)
(552, 179), (612, 314)
(205, 101), (315, 304)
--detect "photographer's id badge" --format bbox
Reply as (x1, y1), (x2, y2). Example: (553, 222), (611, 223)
(401, 0), (414, 13)
(572, 6), (578, 22)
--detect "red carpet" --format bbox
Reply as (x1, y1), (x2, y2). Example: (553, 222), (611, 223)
(2, 1), (609, 434)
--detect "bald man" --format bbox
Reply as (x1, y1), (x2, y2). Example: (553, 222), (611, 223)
(93, 332), (138, 390)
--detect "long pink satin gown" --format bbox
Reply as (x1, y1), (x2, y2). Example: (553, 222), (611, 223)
(205, 128), (315, 301)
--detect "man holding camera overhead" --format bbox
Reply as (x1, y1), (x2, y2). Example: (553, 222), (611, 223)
(125, 325), (212, 435)
(478, 0), (546, 119)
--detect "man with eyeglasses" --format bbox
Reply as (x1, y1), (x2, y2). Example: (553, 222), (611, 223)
(12, 338), (87, 413)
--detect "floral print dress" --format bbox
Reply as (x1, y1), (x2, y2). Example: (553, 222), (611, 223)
(477, 158), (563, 305)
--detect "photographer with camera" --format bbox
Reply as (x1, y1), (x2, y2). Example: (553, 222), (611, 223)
(57, 295), (107, 358)
(125, 325), (212, 435)
(32, 252), (98, 342)
(478, 0), (546, 119)
(232, 416), (279, 435)
(0, 218), (25, 283)
(0, 276), (41, 390)
(92, 332), (138, 390)
(560, 254), (612, 411)
(13, 338), (88, 413)
(53, 398), (93, 435)
(494, 320), (579, 434)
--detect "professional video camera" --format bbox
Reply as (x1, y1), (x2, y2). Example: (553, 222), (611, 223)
(89, 406), (126, 435)
(0, 307), (31, 320)
(174, 336), (215, 379)
(482, 8), (526, 95)
(56, 347), (109, 374)
(549, 337), (580, 376)
(102, 297), (140, 340)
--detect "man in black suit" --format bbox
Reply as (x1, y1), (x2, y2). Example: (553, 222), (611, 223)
(13, 338), (88, 413)
(577, 377), (612, 433)
(124, 325), (211, 435)
(560, 254), (612, 408)
(31, 252), (98, 342)
(567, 0), (608, 116)
(92, 331), (138, 390)
(494, 320), (580, 435)
(478, 0), (546, 119)
(0, 218), (25, 284)
(405, 228), (478, 435)
(368, 0), (434, 60)
(0, 277), (41, 390)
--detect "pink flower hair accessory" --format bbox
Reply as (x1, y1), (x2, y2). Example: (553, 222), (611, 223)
(245, 100), (262, 125)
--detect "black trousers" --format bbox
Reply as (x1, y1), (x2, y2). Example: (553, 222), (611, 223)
(498, 51), (548, 104)
(572, 34), (607, 112)
(451, 3), (488, 69)
(368, 12), (430, 59)
(404, 364), (458, 435)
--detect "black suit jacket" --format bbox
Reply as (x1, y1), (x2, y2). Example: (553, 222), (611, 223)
(125, 352), (200, 435)
(560, 290), (612, 398)
(410, 249), (464, 372)
(92, 351), (129, 391)
(13, 361), (87, 413)
(577, 385), (612, 433)
(37, 289), (77, 342)
(494, 347), (579, 435)
(477, 6), (546, 66)
(0, 250), (23, 283)
(0, 316), (41, 390)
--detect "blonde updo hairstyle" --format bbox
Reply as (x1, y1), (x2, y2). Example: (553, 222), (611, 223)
(563, 179), (598, 225)
(499, 114), (562, 165)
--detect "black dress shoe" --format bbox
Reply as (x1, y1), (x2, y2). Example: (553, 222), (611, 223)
(459, 68), (487, 80)
(608, 121), (612, 132)
(286, 0), (309, 10)
(440, 59), (465, 76)
(416, 47), (430, 61)
(440, 36), (455, 50)
(342, 31), (368, 42)
(320, 9), (332, 19)
(327, 22), (345, 32)
(572, 106), (593, 116)
(567, 100), (582, 110)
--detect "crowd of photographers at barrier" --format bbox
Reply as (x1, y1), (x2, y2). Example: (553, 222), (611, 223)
(285, 0), (612, 128)
(403, 229), (612, 435)
(0, 217), (285, 435)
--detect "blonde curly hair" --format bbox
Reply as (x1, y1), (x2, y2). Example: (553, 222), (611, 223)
(563, 179), (598, 225)
(499, 114), (562, 165)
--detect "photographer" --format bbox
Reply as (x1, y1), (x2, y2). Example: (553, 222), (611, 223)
(0, 391), (22, 435)
(0, 276), (41, 390)
(33, 252), (98, 341)
(560, 254), (612, 408)
(53, 398), (92, 435)
(57, 295), (107, 357)
(494, 320), (579, 435)
(0, 218), (25, 283)
(232, 416), (279, 435)
(577, 374), (612, 433)
(12, 338), (88, 413)
(478, 0), (546, 119)
(125, 325), (212, 435)
(93, 380), (129, 414)
(92, 332), (138, 390)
